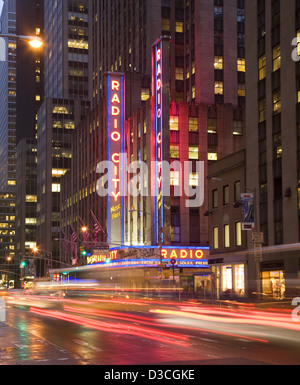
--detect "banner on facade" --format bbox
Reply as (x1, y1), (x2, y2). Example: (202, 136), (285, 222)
(241, 193), (255, 230)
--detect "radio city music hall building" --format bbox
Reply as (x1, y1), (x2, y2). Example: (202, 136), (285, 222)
(58, 0), (246, 293)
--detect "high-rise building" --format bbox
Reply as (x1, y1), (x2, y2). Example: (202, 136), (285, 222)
(245, 0), (300, 298)
(59, 0), (246, 292)
(0, 0), (44, 190)
(0, 0), (17, 191)
(44, 0), (89, 100)
(36, 0), (90, 269)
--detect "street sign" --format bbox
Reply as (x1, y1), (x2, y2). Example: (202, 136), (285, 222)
(252, 232), (264, 244)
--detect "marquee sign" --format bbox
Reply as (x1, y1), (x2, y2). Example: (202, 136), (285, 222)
(161, 248), (209, 261)
(108, 73), (125, 248)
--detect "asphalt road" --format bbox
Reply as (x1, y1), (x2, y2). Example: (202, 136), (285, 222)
(2, 290), (300, 366)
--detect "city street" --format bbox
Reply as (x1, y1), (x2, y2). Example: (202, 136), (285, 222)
(1, 290), (300, 366)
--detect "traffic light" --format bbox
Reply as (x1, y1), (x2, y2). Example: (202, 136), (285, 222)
(80, 246), (87, 257)
(20, 260), (27, 268)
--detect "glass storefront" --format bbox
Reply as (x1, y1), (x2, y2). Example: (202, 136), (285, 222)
(214, 263), (246, 298)
(261, 270), (285, 299)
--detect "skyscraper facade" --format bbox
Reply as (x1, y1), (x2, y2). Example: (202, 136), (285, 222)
(245, 0), (300, 297)
(36, 0), (90, 268)
(0, 0), (17, 191)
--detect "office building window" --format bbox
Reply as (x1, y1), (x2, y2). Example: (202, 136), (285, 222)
(170, 116), (179, 131)
(214, 56), (223, 70)
(237, 58), (245, 72)
(213, 227), (219, 250)
(272, 44), (281, 72)
(170, 145), (180, 159)
(259, 98), (266, 123)
(223, 185), (229, 205)
(224, 224), (230, 248)
(212, 189), (218, 209)
(189, 145), (199, 160)
(235, 222), (242, 246)
(258, 54), (266, 80)
(214, 81), (224, 95)
(189, 118), (198, 132)
(273, 90), (281, 114)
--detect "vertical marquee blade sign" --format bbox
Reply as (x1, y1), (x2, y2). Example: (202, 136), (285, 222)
(152, 36), (170, 245)
(108, 73), (125, 248)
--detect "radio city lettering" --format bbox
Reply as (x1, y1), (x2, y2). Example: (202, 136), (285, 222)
(161, 248), (205, 260)
(110, 79), (122, 203)
(156, 48), (162, 207)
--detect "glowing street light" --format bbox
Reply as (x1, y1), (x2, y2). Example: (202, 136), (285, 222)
(0, 33), (43, 48)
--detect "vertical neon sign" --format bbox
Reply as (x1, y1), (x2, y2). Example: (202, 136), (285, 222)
(152, 39), (164, 245)
(108, 73), (125, 248)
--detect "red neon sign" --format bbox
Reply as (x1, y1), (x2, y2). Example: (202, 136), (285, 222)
(161, 248), (206, 260)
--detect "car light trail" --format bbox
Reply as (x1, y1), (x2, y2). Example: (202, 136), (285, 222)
(29, 307), (190, 347)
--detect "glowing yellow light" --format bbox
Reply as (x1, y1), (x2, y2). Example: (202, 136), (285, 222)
(28, 39), (43, 48)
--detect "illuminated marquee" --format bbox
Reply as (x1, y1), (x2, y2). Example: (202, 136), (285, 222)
(108, 73), (125, 248)
(161, 248), (209, 261)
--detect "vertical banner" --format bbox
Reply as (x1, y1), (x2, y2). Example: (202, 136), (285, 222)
(241, 193), (255, 230)
(108, 73), (125, 248)
(152, 36), (170, 245)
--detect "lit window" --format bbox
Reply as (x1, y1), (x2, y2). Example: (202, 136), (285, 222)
(141, 88), (150, 101)
(170, 171), (180, 186)
(258, 55), (266, 80)
(52, 169), (68, 177)
(235, 222), (242, 246)
(224, 224), (230, 248)
(8, 180), (16, 186)
(207, 119), (217, 134)
(36, 95), (40, 101)
(68, 39), (88, 50)
(26, 195), (37, 203)
(214, 56), (223, 70)
(273, 44), (281, 72)
(176, 21), (184, 33)
(188, 145), (199, 160)
(214, 81), (223, 95)
(189, 173), (198, 186)
(237, 58), (245, 72)
(52, 184), (61, 193)
(25, 218), (37, 225)
(175, 67), (184, 80)
(162, 19), (170, 31)
(170, 145), (179, 159)
(170, 116), (179, 131)
(213, 227), (219, 250)
(238, 83), (245, 97)
(189, 118), (198, 132)
(53, 106), (69, 114)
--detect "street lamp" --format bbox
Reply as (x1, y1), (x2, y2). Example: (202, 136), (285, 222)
(0, 33), (43, 47)
(0, 33), (43, 61)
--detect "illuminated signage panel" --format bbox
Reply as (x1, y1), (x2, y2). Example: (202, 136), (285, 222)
(161, 248), (209, 261)
(108, 73), (125, 248)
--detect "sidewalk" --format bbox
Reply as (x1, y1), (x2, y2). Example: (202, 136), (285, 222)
(0, 321), (82, 365)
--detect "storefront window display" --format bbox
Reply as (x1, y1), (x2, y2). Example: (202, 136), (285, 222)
(261, 270), (285, 299)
